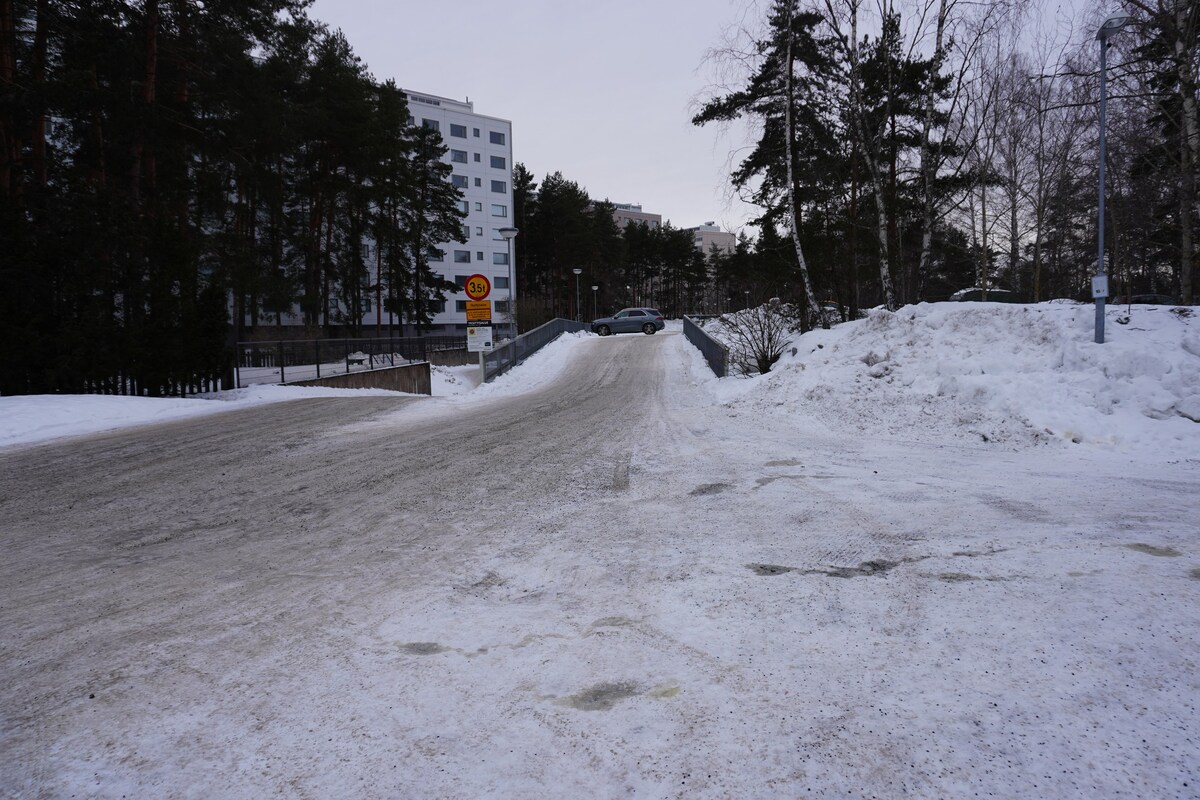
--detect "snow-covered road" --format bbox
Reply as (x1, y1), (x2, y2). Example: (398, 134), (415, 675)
(1, 329), (1197, 798)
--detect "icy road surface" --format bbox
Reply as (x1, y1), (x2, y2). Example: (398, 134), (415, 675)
(1, 331), (1197, 798)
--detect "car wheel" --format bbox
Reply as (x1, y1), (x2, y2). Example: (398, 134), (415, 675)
(642, 323), (656, 335)
(597, 325), (611, 336)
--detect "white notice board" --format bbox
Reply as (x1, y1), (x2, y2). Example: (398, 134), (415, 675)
(467, 326), (493, 353)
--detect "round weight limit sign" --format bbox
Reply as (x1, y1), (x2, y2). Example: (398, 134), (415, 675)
(465, 274), (491, 301)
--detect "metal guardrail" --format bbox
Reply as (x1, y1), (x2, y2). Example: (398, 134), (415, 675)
(483, 318), (588, 382)
(234, 335), (464, 387)
(683, 315), (728, 378)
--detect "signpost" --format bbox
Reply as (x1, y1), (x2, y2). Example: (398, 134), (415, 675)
(464, 275), (493, 381)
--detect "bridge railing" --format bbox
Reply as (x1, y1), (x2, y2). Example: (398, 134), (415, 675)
(483, 319), (588, 382)
(683, 316), (729, 378)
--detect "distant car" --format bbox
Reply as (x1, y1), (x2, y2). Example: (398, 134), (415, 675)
(591, 308), (665, 336)
(949, 288), (1023, 303)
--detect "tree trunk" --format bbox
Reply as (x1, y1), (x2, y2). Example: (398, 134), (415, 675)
(844, 1), (896, 310)
(1175, 1), (1198, 302)
(781, 2), (826, 327)
(0, 0), (19, 199)
(980, 182), (989, 299)
(915, 0), (949, 307)
(29, 0), (48, 189)
(1180, 132), (1195, 302)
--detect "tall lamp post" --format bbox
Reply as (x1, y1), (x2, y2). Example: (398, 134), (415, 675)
(572, 268), (582, 321)
(1094, 14), (1130, 344)
(591, 284), (598, 320)
(499, 226), (519, 338)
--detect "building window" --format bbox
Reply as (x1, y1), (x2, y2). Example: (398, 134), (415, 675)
(475, 227), (483, 236)
(495, 300), (509, 313)
(493, 252), (509, 265)
(450, 123), (467, 138)
(462, 225), (470, 241)
(455, 275), (470, 289)
(474, 153), (481, 162)
(494, 276), (509, 289)
(430, 299), (446, 313)
(428, 248), (444, 262)
(361, 243), (372, 258)
(489, 131), (505, 145)
(476, 251), (484, 260)
(491, 204), (507, 217)
(474, 177), (482, 187)
(491, 180), (506, 194)
(451, 149), (467, 163)
(455, 199), (468, 213)
(451, 174), (468, 189)
(473, 127), (480, 137)
(492, 228), (506, 241)
(490, 156), (506, 170)
(454, 250), (471, 263)
(455, 300), (469, 313)
(475, 202), (483, 211)
(360, 298), (372, 312)
(422, 119), (440, 132)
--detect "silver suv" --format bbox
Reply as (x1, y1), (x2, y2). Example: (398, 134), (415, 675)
(591, 308), (666, 336)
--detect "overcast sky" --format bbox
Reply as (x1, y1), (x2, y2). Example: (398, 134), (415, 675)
(307, 0), (760, 235)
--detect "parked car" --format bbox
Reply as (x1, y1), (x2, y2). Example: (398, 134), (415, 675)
(949, 287), (1023, 303)
(591, 308), (666, 336)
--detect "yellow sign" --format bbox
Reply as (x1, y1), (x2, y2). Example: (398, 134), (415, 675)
(466, 300), (491, 322)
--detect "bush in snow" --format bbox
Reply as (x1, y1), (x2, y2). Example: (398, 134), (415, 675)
(720, 300), (794, 375)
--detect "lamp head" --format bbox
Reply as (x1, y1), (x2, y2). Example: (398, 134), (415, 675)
(498, 227), (519, 240)
(573, 268), (582, 275)
(1096, 14), (1131, 39)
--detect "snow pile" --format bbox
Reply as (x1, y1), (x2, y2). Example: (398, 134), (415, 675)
(706, 302), (1200, 455)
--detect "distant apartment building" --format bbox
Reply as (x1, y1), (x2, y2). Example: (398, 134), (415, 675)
(610, 202), (662, 230)
(684, 222), (736, 256)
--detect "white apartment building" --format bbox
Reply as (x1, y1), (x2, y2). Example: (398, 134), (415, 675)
(403, 90), (515, 335)
(684, 221), (736, 256)
(610, 202), (662, 230)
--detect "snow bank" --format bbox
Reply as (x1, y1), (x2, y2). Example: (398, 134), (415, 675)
(704, 302), (1200, 456)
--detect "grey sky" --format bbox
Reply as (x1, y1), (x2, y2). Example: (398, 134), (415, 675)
(307, 0), (758, 235)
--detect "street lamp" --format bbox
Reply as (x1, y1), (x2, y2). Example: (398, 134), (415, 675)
(499, 226), (518, 338)
(572, 268), (582, 321)
(1094, 13), (1131, 344)
(591, 284), (598, 320)
(743, 290), (750, 310)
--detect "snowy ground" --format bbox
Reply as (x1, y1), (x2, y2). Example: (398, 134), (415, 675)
(1, 304), (1198, 798)
(0, 362), (481, 450)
